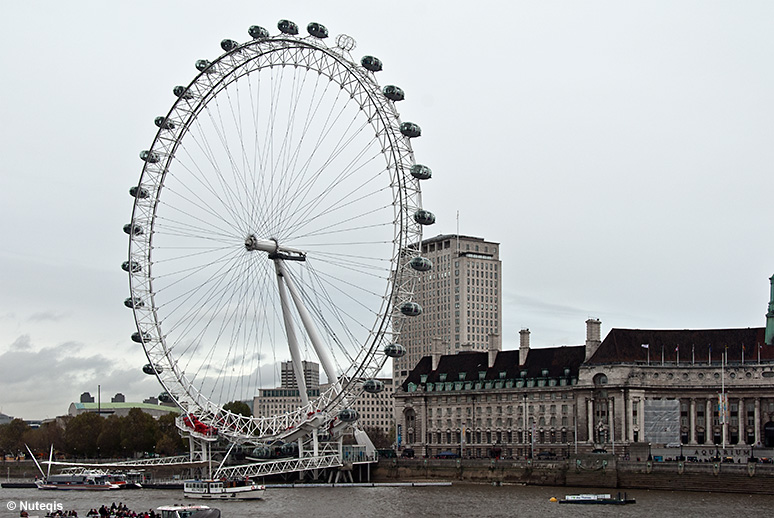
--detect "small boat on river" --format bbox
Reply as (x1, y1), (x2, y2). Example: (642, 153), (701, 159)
(183, 478), (265, 500)
(157, 504), (220, 518)
(558, 492), (636, 505)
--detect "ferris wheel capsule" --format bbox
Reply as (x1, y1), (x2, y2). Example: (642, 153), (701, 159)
(413, 209), (436, 225)
(383, 85), (404, 101)
(124, 297), (144, 309)
(400, 301), (423, 317)
(363, 379), (385, 393)
(361, 55), (382, 72)
(384, 343), (406, 358)
(410, 164), (432, 180)
(129, 186), (149, 199)
(142, 363), (163, 375)
(131, 331), (151, 343)
(248, 25), (269, 39)
(307, 22), (328, 39)
(278, 19), (299, 35)
(400, 122), (421, 138)
(410, 256), (433, 272)
(338, 409), (359, 422)
(221, 39), (239, 52)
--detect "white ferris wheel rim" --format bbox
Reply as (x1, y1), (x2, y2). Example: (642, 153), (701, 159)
(126, 22), (425, 444)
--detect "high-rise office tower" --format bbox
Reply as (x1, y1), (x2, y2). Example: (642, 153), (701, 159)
(394, 234), (502, 386)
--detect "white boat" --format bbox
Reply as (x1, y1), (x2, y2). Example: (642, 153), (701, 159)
(558, 493), (636, 505)
(183, 479), (265, 500)
(35, 471), (120, 491)
(157, 504), (220, 518)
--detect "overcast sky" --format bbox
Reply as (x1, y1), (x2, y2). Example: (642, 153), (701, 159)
(2, 1), (773, 420)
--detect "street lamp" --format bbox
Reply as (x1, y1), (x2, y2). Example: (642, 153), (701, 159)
(647, 442), (652, 461)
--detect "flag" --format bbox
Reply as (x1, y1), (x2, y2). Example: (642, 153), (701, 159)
(641, 344), (649, 349)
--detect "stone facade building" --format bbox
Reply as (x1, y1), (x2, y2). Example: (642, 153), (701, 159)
(395, 318), (774, 458)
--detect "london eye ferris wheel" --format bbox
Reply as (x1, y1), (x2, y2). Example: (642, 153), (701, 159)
(123, 19), (435, 446)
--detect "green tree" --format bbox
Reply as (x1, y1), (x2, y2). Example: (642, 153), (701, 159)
(120, 408), (158, 457)
(24, 420), (66, 457)
(155, 413), (186, 456)
(0, 419), (31, 461)
(223, 400), (252, 417)
(65, 412), (103, 458)
(96, 415), (123, 458)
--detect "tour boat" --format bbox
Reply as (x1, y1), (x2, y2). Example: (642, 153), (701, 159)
(35, 472), (120, 490)
(558, 493), (636, 505)
(157, 504), (220, 518)
(183, 478), (265, 500)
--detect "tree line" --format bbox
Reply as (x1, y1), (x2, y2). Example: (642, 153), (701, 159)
(0, 409), (186, 461)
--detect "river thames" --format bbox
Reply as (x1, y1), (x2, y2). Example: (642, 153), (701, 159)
(2, 484), (774, 518)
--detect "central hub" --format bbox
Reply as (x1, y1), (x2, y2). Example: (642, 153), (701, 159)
(244, 235), (306, 261)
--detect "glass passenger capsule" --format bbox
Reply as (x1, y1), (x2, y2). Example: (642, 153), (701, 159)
(338, 409), (359, 422)
(124, 297), (144, 309)
(158, 392), (173, 403)
(363, 379), (385, 394)
(400, 122), (421, 138)
(280, 442), (298, 456)
(195, 59), (213, 73)
(251, 446), (272, 459)
(278, 19), (299, 35)
(410, 164), (432, 180)
(307, 22), (328, 38)
(221, 39), (239, 52)
(410, 256), (433, 272)
(142, 363), (162, 375)
(400, 301), (423, 317)
(173, 86), (193, 99)
(140, 150), (159, 163)
(123, 223), (143, 236)
(361, 55), (383, 72)
(129, 186), (149, 199)
(382, 85), (404, 101)
(248, 25), (269, 39)
(121, 261), (141, 273)
(384, 343), (406, 358)
(413, 209), (436, 225)
(154, 116), (175, 130)
(131, 331), (151, 343)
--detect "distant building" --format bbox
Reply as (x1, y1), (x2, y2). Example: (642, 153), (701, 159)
(252, 388), (320, 417)
(281, 360), (320, 389)
(111, 393), (126, 403)
(0, 413), (13, 425)
(68, 401), (181, 419)
(346, 377), (395, 440)
(80, 392), (95, 403)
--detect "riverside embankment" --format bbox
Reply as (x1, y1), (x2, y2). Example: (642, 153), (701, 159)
(371, 454), (774, 495)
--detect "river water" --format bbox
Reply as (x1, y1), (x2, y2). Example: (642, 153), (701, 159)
(2, 484), (773, 518)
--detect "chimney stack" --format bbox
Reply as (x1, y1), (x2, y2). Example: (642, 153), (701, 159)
(585, 318), (602, 361)
(488, 332), (501, 368)
(519, 328), (530, 365)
